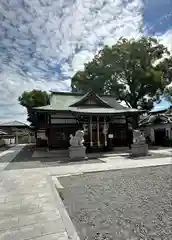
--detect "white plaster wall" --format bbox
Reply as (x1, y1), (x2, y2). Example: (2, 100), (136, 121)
(142, 123), (172, 142)
(51, 113), (75, 119)
(150, 128), (155, 142)
(50, 94), (57, 105)
(151, 123), (171, 130)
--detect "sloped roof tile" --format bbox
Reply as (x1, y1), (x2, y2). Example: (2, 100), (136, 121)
(0, 121), (28, 127)
(33, 92), (129, 112)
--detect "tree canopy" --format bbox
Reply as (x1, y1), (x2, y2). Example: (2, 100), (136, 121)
(18, 90), (50, 124)
(71, 37), (170, 109)
(156, 56), (172, 103)
(164, 84), (172, 103)
(19, 90), (50, 108)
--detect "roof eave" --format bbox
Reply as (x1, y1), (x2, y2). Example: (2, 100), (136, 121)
(70, 108), (144, 115)
(33, 108), (69, 113)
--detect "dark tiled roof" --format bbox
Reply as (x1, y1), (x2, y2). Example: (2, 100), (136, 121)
(34, 94), (81, 111)
(139, 114), (172, 126)
(33, 91), (134, 112)
(0, 121), (28, 127)
(0, 130), (7, 135)
(165, 108), (172, 114)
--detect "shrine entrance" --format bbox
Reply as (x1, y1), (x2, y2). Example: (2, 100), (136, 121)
(88, 121), (105, 147)
(76, 115), (111, 151)
(48, 125), (78, 149)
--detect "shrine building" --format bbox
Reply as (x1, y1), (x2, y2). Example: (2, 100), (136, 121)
(32, 90), (143, 151)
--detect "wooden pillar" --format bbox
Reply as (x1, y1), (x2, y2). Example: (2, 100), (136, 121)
(90, 116), (93, 147)
(28, 133), (31, 143)
(104, 117), (107, 146)
(46, 128), (50, 151)
(125, 115), (129, 146)
(47, 114), (51, 150)
(97, 116), (100, 147)
(15, 131), (18, 144)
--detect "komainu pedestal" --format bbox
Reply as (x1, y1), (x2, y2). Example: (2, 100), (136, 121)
(131, 130), (148, 157)
(69, 130), (87, 160)
(69, 146), (87, 160)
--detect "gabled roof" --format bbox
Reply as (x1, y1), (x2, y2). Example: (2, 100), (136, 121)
(165, 106), (172, 115)
(139, 114), (172, 126)
(33, 91), (128, 112)
(33, 91), (144, 115)
(69, 91), (112, 108)
(0, 130), (8, 135)
(0, 121), (28, 127)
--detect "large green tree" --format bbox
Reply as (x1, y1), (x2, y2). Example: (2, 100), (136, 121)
(156, 56), (172, 102)
(72, 37), (170, 109)
(18, 90), (50, 124)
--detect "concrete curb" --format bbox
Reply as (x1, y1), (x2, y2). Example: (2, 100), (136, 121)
(48, 175), (80, 240)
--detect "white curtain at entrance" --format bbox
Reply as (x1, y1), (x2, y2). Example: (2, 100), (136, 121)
(97, 117), (100, 146)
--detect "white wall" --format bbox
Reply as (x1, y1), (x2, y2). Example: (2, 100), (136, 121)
(141, 123), (172, 143)
(51, 113), (75, 119)
(4, 138), (15, 145)
(50, 113), (77, 124)
(50, 94), (57, 105)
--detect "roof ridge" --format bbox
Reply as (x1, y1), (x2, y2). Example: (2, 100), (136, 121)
(50, 91), (83, 96)
(50, 91), (118, 98)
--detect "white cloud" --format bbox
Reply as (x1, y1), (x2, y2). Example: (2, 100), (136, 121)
(0, 0), (143, 121)
(0, 69), (70, 122)
(72, 51), (95, 72)
(159, 29), (172, 53)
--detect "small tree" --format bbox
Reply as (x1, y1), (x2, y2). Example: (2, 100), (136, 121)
(18, 90), (50, 125)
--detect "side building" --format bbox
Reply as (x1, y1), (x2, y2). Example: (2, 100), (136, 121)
(140, 107), (172, 146)
(33, 91), (143, 151)
(0, 121), (34, 144)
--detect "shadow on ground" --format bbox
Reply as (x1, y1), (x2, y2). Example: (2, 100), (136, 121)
(4, 145), (172, 170)
(4, 145), (103, 170)
(0, 145), (11, 152)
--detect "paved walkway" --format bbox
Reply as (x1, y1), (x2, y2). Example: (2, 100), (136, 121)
(0, 145), (171, 240)
(0, 144), (26, 171)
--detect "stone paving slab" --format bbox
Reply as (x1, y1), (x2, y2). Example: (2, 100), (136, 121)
(0, 145), (172, 240)
(0, 171), (68, 240)
(5, 145), (102, 170)
(0, 219), (65, 240)
(0, 145), (26, 171)
(32, 232), (68, 240)
(10, 156), (171, 178)
(32, 149), (68, 158)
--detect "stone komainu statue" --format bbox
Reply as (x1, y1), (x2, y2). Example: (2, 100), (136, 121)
(69, 130), (85, 147)
(133, 130), (145, 144)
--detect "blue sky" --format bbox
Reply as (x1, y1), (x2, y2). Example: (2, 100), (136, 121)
(0, 0), (172, 122)
(144, 0), (172, 35)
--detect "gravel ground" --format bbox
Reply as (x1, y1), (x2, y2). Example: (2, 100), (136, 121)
(59, 165), (172, 240)
(5, 145), (102, 170)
